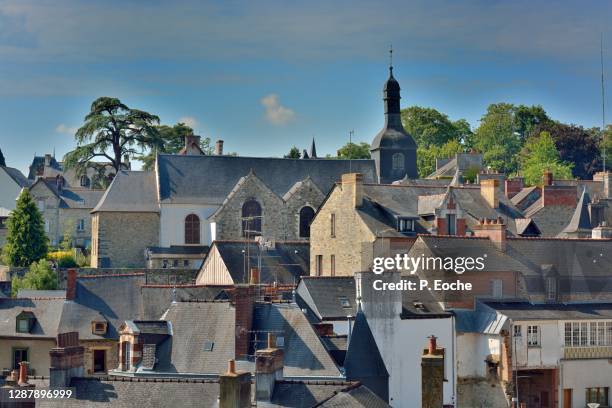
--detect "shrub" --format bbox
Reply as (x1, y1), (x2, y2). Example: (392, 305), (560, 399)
(11, 259), (58, 296)
(48, 250), (78, 268)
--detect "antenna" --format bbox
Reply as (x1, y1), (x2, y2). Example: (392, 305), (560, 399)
(601, 33), (607, 172)
(389, 45), (393, 74)
(349, 129), (354, 173)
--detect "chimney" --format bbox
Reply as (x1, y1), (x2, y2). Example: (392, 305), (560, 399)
(542, 170), (553, 186)
(219, 359), (252, 408)
(249, 267), (260, 285)
(255, 333), (284, 402)
(44, 154), (52, 167)
(342, 173), (364, 208)
(480, 179), (499, 208)
(49, 332), (84, 387)
(601, 171), (612, 199)
(66, 268), (77, 300)
(592, 222), (612, 239)
(504, 177), (524, 199)
(18, 361), (30, 387)
(216, 139), (224, 156)
(231, 285), (254, 359)
(473, 217), (507, 251)
(542, 185), (577, 207)
(421, 335), (444, 408)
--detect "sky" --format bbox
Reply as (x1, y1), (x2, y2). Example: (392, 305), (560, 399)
(0, 0), (611, 174)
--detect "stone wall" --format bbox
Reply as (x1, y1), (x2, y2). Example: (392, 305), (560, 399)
(284, 178), (325, 240)
(82, 339), (118, 375)
(59, 208), (94, 248)
(91, 212), (159, 268)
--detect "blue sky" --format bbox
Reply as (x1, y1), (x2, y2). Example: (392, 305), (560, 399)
(0, 0), (611, 174)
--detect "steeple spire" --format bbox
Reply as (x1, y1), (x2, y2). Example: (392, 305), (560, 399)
(309, 137), (317, 159)
(389, 45), (393, 76)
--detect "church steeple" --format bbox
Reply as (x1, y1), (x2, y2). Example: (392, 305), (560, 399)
(309, 137), (318, 158)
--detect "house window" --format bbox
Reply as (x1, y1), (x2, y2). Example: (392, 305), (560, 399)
(17, 318), (30, 333)
(513, 325), (522, 337)
(92, 321), (107, 335)
(242, 199), (262, 237)
(162, 259), (169, 269)
(183, 260), (190, 267)
(392, 152), (405, 171)
(184, 214), (200, 244)
(44, 219), (50, 233)
(338, 296), (351, 308)
(491, 279), (503, 298)
(172, 259), (179, 268)
(316, 255), (323, 276)
(80, 175), (90, 187)
(276, 336), (285, 347)
(12, 348), (28, 370)
(564, 321), (612, 347)
(330, 255), (335, 276)
(546, 277), (557, 301)
(77, 219), (85, 232)
(527, 325), (540, 347)
(586, 387), (609, 406)
(203, 341), (214, 352)
(93, 349), (106, 373)
(446, 214), (456, 235)
(330, 213), (336, 238)
(37, 200), (45, 211)
(299, 206), (315, 238)
(398, 218), (414, 233)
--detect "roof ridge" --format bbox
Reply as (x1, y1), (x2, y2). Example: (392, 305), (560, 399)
(79, 272), (146, 279)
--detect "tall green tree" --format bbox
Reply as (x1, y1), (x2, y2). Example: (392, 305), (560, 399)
(285, 146), (301, 159)
(11, 260), (58, 296)
(513, 104), (551, 142)
(417, 139), (466, 178)
(520, 131), (573, 185)
(2, 189), (48, 267)
(0, 147), (5, 166)
(336, 142), (371, 159)
(401, 106), (470, 147)
(64, 97), (161, 175)
(139, 123), (212, 170)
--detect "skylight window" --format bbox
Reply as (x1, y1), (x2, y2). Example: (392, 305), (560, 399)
(203, 340), (214, 352)
(338, 297), (351, 308)
(276, 336), (285, 348)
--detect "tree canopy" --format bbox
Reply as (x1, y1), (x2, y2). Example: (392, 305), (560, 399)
(285, 146), (301, 159)
(401, 106), (472, 147)
(139, 123), (212, 170)
(0, 147), (5, 166)
(519, 131), (573, 185)
(336, 142), (371, 159)
(64, 97), (161, 175)
(417, 139), (466, 178)
(11, 260), (58, 296)
(2, 189), (48, 267)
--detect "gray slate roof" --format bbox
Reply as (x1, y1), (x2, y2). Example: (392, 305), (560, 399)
(558, 188), (592, 237)
(58, 273), (146, 340)
(140, 285), (229, 320)
(483, 300), (612, 321)
(318, 384), (391, 408)
(0, 298), (64, 339)
(17, 289), (66, 298)
(1, 166), (30, 187)
(296, 277), (357, 321)
(156, 154), (376, 205)
(92, 171), (159, 212)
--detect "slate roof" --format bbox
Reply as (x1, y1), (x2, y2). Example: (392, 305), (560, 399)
(27, 155), (61, 179)
(318, 384), (391, 408)
(33, 179), (105, 209)
(92, 171), (159, 212)
(453, 300), (507, 334)
(558, 188), (592, 237)
(0, 298), (64, 338)
(58, 273), (146, 340)
(146, 245), (209, 255)
(17, 289), (66, 298)
(483, 300), (612, 321)
(524, 198), (577, 237)
(252, 303), (342, 378)
(510, 186), (540, 209)
(1, 166), (30, 187)
(296, 277), (357, 321)
(157, 301), (236, 375)
(201, 241), (309, 285)
(140, 285), (229, 320)
(156, 154), (376, 205)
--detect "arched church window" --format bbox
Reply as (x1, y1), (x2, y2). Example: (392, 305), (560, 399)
(80, 175), (90, 187)
(185, 214), (200, 244)
(299, 206), (315, 238)
(242, 199), (262, 237)
(392, 152), (405, 171)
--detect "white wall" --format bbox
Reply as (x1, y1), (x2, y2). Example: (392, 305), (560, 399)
(159, 204), (218, 247)
(0, 170), (22, 211)
(457, 332), (500, 378)
(512, 320), (561, 368)
(561, 359), (612, 408)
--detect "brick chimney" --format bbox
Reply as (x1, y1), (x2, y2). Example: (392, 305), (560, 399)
(421, 335), (444, 408)
(215, 139), (224, 155)
(473, 217), (507, 251)
(504, 177), (524, 199)
(66, 269), (77, 300)
(231, 285), (254, 359)
(542, 185), (577, 207)
(602, 171), (612, 199)
(219, 360), (252, 408)
(49, 332), (84, 387)
(18, 361), (32, 387)
(342, 173), (363, 208)
(480, 179), (499, 208)
(249, 267), (259, 285)
(255, 333), (284, 402)
(542, 170), (553, 186)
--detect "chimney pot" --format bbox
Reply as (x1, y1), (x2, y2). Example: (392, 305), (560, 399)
(227, 359), (236, 374)
(66, 269), (77, 300)
(250, 267), (260, 285)
(216, 139), (224, 156)
(18, 361), (28, 386)
(267, 333), (275, 349)
(428, 335), (437, 355)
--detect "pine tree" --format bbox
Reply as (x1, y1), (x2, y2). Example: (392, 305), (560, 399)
(2, 189), (49, 267)
(0, 147), (5, 166)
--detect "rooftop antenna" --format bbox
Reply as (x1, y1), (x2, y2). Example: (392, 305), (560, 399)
(349, 129), (354, 173)
(601, 33), (607, 172)
(389, 44), (393, 74)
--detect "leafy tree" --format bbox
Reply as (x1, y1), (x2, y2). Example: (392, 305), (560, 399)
(520, 131), (573, 185)
(64, 97), (161, 176)
(2, 189), (48, 267)
(417, 139), (465, 178)
(513, 104), (551, 142)
(285, 146), (301, 159)
(472, 103), (521, 174)
(531, 122), (601, 179)
(336, 142), (371, 159)
(11, 260), (58, 296)
(0, 147), (5, 166)
(401, 106), (468, 147)
(139, 123), (212, 170)
(599, 124), (612, 169)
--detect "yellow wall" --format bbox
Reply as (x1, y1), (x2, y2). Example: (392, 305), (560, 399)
(0, 338), (55, 376)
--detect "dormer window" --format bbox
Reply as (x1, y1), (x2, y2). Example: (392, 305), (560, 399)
(546, 277), (557, 302)
(92, 321), (108, 335)
(16, 311), (35, 333)
(338, 296), (351, 308)
(398, 218), (415, 233)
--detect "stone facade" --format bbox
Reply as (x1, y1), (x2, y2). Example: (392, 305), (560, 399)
(91, 212), (160, 268)
(82, 339), (118, 375)
(212, 173), (325, 242)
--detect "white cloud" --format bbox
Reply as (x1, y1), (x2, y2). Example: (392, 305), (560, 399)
(260, 94), (295, 125)
(55, 123), (78, 135)
(178, 116), (198, 128)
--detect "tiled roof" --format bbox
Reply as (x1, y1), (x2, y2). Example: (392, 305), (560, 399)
(483, 300), (612, 320)
(0, 297), (64, 338)
(92, 171), (159, 212)
(558, 188), (592, 237)
(318, 384), (391, 407)
(156, 154), (376, 205)
(17, 289), (66, 298)
(140, 285), (229, 320)
(1, 166), (31, 187)
(296, 277), (357, 320)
